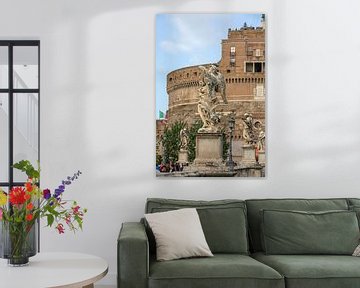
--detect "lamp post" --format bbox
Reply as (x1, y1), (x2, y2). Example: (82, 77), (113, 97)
(226, 113), (235, 171)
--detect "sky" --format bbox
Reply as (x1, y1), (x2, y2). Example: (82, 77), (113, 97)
(155, 13), (262, 119)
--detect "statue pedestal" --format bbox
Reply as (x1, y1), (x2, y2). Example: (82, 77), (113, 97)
(242, 145), (256, 164)
(178, 149), (188, 164)
(194, 133), (223, 166)
(258, 150), (265, 164)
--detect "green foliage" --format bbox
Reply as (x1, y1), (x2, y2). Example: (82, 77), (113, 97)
(162, 121), (185, 163)
(12, 160), (40, 180)
(187, 121), (202, 163)
(222, 130), (230, 160)
(161, 120), (229, 163)
(156, 154), (162, 165)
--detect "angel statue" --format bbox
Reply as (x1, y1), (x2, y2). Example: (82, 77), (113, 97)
(179, 128), (189, 150)
(242, 113), (265, 151)
(197, 65), (228, 133)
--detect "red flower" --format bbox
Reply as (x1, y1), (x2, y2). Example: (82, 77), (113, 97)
(56, 223), (65, 234)
(72, 205), (80, 215)
(9, 187), (26, 205)
(26, 214), (33, 221)
(25, 182), (33, 192)
(24, 193), (31, 200)
(26, 203), (34, 210)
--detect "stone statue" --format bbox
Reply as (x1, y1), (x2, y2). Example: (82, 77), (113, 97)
(257, 130), (265, 151)
(242, 113), (265, 150)
(179, 128), (189, 150)
(197, 65), (227, 133)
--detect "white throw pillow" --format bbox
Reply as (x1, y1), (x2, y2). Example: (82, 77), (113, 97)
(353, 244), (360, 256)
(145, 208), (213, 261)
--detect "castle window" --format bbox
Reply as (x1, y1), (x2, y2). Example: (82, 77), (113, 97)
(186, 73), (189, 77)
(255, 84), (264, 97)
(245, 61), (264, 73)
(245, 62), (253, 73)
(254, 62), (262, 72)
(230, 46), (236, 66)
(255, 49), (261, 57)
(169, 77), (173, 82)
(227, 69), (230, 73)
(194, 72), (197, 76)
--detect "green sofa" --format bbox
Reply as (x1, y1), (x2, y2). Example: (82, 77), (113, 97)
(118, 198), (360, 288)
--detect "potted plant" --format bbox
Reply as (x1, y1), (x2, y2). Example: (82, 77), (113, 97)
(0, 160), (87, 266)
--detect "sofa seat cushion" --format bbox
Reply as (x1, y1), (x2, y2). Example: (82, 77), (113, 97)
(252, 252), (360, 288)
(149, 254), (284, 288)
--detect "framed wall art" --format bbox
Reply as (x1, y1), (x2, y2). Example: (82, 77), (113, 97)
(156, 13), (266, 177)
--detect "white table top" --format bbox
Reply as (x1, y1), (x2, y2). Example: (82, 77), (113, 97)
(0, 252), (108, 288)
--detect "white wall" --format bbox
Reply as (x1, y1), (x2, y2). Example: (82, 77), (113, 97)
(1, 0), (360, 285)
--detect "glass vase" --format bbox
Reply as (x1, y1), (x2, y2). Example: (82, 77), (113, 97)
(0, 220), (37, 266)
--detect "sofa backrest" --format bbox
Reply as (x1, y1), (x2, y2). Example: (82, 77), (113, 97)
(245, 198), (349, 252)
(145, 198), (249, 255)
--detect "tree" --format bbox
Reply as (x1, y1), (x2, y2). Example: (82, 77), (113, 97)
(156, 154), (162, 165)
(162, 121), (185, 163)
(187, 121), (202, 163)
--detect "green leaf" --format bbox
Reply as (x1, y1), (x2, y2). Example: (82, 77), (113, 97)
(12, 160), (40, 180)
(47, 214), (54, 227)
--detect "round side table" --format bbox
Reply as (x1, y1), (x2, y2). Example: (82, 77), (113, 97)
(0, 252), (108, 288)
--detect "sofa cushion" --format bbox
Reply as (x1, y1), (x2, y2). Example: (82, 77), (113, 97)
(145, 208), (213, 261)
(347, 198), (360, 207)
(252, 252), (360, 288)
(146, 198), (249, 254)
(261, 209), (359, 255)
(246, 198), (349, 252)
(348, 205), (360, 228)
(149, 254), (284, 288)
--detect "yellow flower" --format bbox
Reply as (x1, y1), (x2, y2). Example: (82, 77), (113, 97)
(0, 190), (7, 206)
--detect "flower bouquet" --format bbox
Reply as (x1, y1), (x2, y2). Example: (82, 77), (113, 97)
(0, 160), (87, 266)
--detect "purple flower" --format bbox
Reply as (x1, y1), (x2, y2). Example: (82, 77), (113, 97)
(43, 189), (51, 200)
(54, 189), (63, 198)
(54, 170), (82, 199)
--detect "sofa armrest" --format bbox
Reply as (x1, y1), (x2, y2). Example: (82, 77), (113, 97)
(118, 222), (149, 288)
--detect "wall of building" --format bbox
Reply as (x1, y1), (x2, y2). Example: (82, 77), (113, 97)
(1, 0), (360, 286)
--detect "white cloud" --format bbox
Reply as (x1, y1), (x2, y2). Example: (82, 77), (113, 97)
(160, 40), (191, 53)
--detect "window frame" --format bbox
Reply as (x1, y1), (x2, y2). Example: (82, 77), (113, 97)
(0, 40), (40, 189)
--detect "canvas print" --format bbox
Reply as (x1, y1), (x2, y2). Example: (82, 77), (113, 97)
(156, 13), (266, 177)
